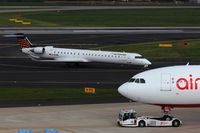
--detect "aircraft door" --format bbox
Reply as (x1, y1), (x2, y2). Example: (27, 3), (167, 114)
(127, 56), (132, 64)
(161, 73), (171, 91)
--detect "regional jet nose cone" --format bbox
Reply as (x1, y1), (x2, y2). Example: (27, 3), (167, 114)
(144, 59), (151, 65)
(143, 59), (151, 68)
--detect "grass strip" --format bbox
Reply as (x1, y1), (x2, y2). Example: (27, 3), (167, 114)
(1, 8), (200, 27)
(0, 88), (121, 101)
(93, 39), (200, 61)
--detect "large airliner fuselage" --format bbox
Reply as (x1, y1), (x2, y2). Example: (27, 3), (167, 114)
(118, 65), (200, 109)
(22, 46), (151, 66)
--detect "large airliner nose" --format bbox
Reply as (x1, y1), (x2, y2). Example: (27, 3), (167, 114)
(118, 84), (127, 97)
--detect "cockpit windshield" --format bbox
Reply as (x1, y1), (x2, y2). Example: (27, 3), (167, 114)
(135, 79), (140, 83)
(140, 79), (145, 83)
(128, 78), (135, 82)
(135, 56), (144, 59)
(128, 78), (146, 84)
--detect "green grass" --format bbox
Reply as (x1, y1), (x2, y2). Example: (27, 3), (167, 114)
(94, 39), (200, 61)
(0, 88), (120, 101)
(1, 8), (200, 27)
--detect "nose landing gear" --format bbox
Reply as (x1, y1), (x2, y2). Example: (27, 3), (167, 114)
(162, 106), (172, 114)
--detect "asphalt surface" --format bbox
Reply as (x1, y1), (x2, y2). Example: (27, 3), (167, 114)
(0, 33), (200, 106)
(2, 27), (200, 34)
(0, 6), (199, 13)
(2, 33), (200, 46)
(1, 33), (200, 88)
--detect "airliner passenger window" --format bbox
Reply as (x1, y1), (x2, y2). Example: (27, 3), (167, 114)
(135, 79), (140, 83)
(128, 78), (135, 83)
(140, 79), (145, 83)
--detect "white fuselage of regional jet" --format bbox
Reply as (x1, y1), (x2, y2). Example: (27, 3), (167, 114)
(22, 46), (151, 66)
(118, 65), (200, 108)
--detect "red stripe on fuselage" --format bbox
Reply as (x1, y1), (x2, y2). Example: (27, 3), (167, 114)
(154, 104), (200, 108)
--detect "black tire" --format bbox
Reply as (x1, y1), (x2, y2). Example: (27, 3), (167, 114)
(117, 121), (122, 127)
(172, 120), (181, 127)
(138, 121), (146, 127)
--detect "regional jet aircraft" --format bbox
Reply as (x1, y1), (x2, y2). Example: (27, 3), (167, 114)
(118, 65), (200, 114)
(5, 33), (151, 67)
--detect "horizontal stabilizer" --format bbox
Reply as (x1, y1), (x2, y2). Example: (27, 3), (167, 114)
(3, 33), (25, 38)
(3, 33), (32, 48)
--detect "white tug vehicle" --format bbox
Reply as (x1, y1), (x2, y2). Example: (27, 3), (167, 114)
(117, 109), (182, 127)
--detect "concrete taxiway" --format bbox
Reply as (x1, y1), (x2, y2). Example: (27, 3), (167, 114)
(0, 103), (200, 133)
(0, 6), (199, 13)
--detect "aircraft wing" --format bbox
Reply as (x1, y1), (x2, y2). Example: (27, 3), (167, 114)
(54, 57), (90, 62)
(30, 56), (90, 63)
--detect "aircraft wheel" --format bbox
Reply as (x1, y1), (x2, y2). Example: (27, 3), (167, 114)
(172, 120), (181, 127)
(117, 121), (121, 127)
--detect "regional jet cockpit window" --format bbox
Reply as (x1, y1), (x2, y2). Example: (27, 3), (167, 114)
(128, 78), (135, 83)
(135, 56), (144, 59)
